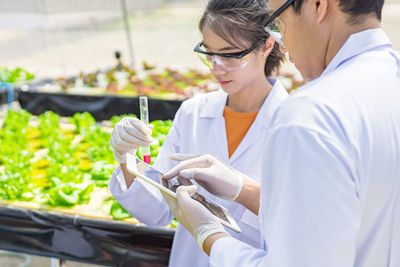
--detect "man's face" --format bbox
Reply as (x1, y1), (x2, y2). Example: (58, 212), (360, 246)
(268, 0), (329, 82)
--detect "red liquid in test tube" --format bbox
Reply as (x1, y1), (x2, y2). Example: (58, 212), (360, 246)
(140, 96), (151, 164)
(143, 155), (151, 164)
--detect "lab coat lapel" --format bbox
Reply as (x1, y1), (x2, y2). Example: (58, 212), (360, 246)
(210, 117), (230, 162)
(227, 113), (265, 165)
(199, 90), (230, 162)
(228, 80), (288, 164)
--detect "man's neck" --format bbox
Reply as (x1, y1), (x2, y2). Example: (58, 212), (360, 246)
(325, 15), (381, 67)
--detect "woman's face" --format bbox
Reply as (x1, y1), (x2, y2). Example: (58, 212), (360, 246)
(201, 24), (267, 95)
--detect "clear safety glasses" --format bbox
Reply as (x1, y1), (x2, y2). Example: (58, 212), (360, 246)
(265, 17), (286, 48)
(264, 0), (297, 48)
(193, 40), (263, 71)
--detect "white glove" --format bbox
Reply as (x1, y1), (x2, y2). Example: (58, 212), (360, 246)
(163, 154), (245, 200)
(161, 185), (228, 252)
(110, 117), (153, 164)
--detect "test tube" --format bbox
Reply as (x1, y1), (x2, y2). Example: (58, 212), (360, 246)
(139, 96), (151, 164)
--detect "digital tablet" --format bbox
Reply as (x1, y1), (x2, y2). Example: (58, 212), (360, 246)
(126, 153), (241, 232)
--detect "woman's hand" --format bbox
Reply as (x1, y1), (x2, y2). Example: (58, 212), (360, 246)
(110, 117), (153, 164)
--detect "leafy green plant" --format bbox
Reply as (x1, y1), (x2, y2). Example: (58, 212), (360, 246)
(0, 67), (34, 84)
(0, 110), (172, 222)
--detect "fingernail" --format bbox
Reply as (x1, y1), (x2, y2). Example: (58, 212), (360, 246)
(170, 154), (188, 161)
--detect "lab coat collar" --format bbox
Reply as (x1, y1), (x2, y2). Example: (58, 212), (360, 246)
(255, 78), (288, 128)
(199, 79), (287, 122)
(229, 79), (288, 163)
(322, 28), (392, 77)
(199, 90), (228, 118)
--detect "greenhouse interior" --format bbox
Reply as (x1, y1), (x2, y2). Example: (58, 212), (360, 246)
(1, 0), (399, 266)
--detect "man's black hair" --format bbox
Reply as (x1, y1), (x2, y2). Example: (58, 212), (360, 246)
(293, 0), (385, 22)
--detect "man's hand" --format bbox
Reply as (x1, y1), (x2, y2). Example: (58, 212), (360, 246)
(161, 185), (230, 254)
(163, 154), (246, 201)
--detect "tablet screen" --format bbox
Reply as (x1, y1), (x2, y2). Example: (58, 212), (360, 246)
(191, 192), (229, 223)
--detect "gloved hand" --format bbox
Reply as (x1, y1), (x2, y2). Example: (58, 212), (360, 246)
(163, 154), (245, 200)
(160, 185), (229, 252)
(110, 117), (153, 164)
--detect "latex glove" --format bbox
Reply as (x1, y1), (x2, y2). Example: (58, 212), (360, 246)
(110, 117), (153, 164)
(160, 185), (228, 251)
(164, 154), (245, 201)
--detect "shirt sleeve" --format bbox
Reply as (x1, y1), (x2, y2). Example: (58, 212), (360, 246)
(210, 125), (360, 267)
(109, 165), (174, 226)
(210, 237), (267, 267)
(108, 107), (183, 226)
(114, 165), (128, 192)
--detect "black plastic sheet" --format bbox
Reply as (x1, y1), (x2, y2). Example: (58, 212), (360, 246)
(0, 90), (6, 105)
(0, 204), (174, 266)
(17, 83), (183, 121)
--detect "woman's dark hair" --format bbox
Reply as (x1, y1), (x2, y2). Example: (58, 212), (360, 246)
(199, 0), (284, 77)
(293, 0), (385, 23)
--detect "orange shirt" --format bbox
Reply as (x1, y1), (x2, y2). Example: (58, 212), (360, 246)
(223, 106), (258, 158)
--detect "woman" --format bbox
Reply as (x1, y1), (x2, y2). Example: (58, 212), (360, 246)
(108, 0), (288, 266)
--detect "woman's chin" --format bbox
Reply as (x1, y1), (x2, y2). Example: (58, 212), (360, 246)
(220, 83), (241, 95)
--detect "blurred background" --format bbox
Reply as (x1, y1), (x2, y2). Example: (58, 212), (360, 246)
(1, 0), (399, 79)
(0, 0), (209, 79)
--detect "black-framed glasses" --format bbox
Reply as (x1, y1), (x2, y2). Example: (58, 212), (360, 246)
(193, 40), (264, 71)
(263, 0), (296, 47)
(194, 40), (263, 59)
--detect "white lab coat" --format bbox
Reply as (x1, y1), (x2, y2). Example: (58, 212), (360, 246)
(210, 29), (400, 267)
(108, 80), (288, 267)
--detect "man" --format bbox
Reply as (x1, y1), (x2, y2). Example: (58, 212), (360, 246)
(162, 0), (400, 266)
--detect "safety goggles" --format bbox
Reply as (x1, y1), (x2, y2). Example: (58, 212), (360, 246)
(264, 0), (297, 48)
(194, 40), (263, 71)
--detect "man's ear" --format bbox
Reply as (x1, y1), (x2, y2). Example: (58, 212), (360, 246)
(314, 0), (331, 24)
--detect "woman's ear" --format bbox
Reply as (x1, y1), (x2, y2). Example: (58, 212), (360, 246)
(262, 37), (276, 57)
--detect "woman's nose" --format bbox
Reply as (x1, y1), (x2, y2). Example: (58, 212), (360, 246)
(210, 58), (227, 74)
